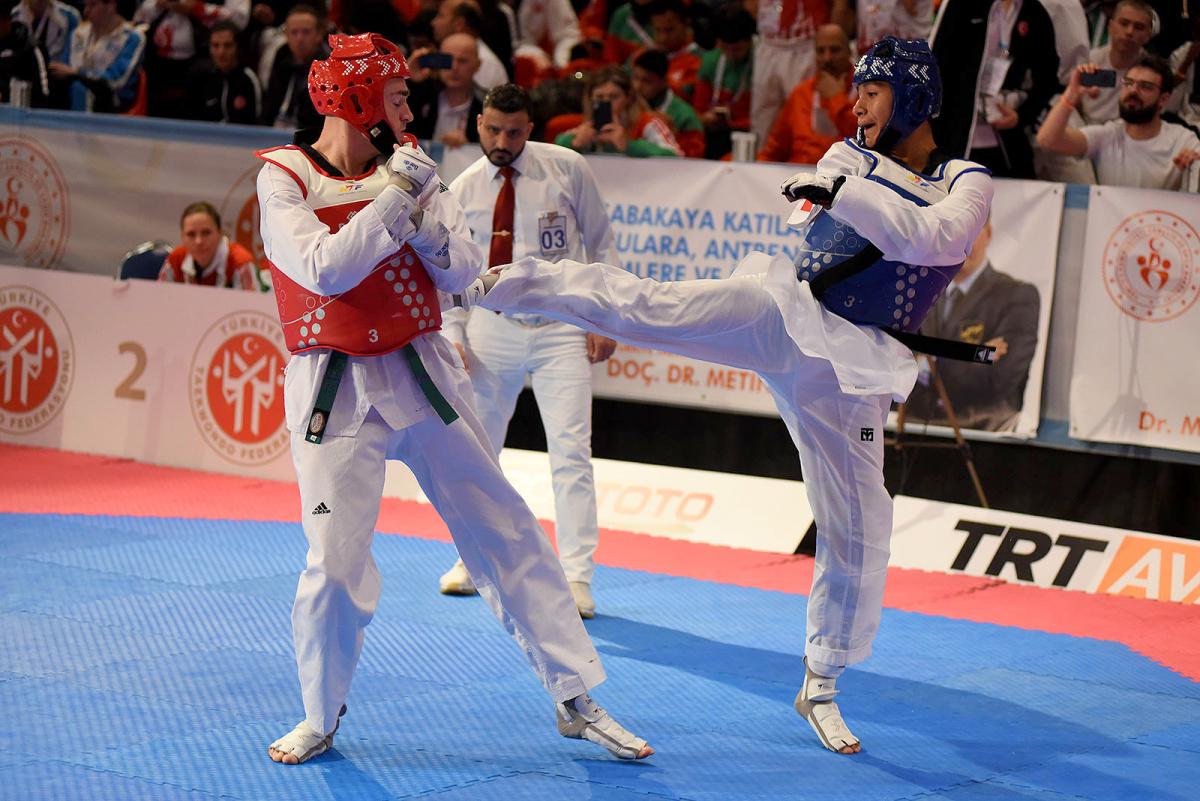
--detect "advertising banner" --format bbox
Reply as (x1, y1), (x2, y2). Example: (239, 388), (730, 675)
(1069, 186), (1200, 452)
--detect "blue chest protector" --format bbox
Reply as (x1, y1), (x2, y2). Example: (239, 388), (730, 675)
(795, 144), (970, 335)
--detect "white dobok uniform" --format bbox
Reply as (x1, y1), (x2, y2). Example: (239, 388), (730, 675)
(480, 140), (993, 671)
(446, 142), (620, 585)
(257, 145), (606, 736)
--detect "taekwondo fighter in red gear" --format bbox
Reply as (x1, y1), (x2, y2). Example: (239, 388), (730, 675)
(460, 37), (994, 755)
(255, 32), (653, 765)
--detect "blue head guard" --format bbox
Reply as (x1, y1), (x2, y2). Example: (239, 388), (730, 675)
(852, 37), (941, 154)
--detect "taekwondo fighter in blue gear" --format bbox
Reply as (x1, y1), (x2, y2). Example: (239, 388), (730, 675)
(457, 37), (994, 754)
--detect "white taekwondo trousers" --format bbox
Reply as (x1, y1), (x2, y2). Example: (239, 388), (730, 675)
(257, 147), (606, 736)
(447, 142), (621, 584)
(479, 141), (993, 672)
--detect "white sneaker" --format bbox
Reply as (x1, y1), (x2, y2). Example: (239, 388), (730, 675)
(439, 559), (477, 595)
(556, 694), (652, 760)
(569, 581), (595, 619)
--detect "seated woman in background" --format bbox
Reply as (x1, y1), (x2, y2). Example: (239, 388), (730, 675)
(556, 65), (683, 157)
(158, 202), (266, 290)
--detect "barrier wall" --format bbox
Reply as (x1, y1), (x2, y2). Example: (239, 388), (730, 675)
(4, 107), (1200, 462)
(4, 261), (1197, 603)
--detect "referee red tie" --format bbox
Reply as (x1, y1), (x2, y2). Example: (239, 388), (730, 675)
(488, 165), (515, 267)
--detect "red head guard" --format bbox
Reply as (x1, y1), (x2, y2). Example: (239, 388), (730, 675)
(308, 33), (410, 136)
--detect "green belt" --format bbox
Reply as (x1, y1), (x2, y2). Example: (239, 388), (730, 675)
(305, 351), (348, 444)
(402, 343), (459, 425)
(304, 344), (458, 446)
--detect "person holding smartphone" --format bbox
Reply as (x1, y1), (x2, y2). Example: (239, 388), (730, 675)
(1078, 0), (1157, 125)
(1037, 56), (1200, 189)
(405, 32), (485, 147)
(555, 65), (682, 157)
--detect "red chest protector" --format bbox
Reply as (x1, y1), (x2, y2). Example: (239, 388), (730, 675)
(256, 145), (442, 356)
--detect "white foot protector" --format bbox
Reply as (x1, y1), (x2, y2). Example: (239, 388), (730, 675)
(439, 559), (478, 595)
(556, 694), (653, 760)
(569, 581), (595, 619)
(793, 661), (861, 754)
(268, 705), (346, 764)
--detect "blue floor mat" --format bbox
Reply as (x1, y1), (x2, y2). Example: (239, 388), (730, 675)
(1, 511), (1196, 801)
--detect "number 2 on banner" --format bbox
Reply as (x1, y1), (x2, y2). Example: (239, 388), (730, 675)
(115, 341), (147, 401)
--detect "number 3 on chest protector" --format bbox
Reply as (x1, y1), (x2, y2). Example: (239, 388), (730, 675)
(539, 212), (567, 256)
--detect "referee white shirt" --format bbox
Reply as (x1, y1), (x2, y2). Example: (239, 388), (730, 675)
(445, 139), (619, 585)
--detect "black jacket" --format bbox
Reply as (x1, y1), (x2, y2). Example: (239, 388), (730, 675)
(405, 78), (484, 143)
(931, 0), (1061, 178)
(904, 264), (1042, 432)
(261, 44), (326, 129)
(0, 23), (50, 107)
(187, 61), (262, 125)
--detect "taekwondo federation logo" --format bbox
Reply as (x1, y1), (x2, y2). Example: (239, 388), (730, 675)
(0, 285), (74, 434)
(190, 311), (288, 465)
(1102, 210), (1200, 322)
(0, 139), (70, 269)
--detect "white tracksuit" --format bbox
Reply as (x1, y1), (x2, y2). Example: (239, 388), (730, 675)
(480, 141), (993, 672)
(257, 147), (606, 736)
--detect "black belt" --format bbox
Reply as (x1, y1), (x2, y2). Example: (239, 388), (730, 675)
(807, 245), (995, 364)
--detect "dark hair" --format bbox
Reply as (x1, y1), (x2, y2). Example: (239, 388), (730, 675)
(484, 83), (533, 115)
(713, 6), (756, 43)
(450, 0), (484, 36)
(210, 20), (240, 41)
(180, 201), (221, 230)
(632, 49), (669, 79)
(287, 4), (325, 23)
(1133, 54), (1176, 95)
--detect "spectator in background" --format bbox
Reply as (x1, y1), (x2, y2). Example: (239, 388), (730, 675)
(13, 0), (77, 62)
(515, 0), (581, 70)
(0, 2), (50, 106)
(1039, 0), (1092, 84)
(648, 0), (700, 101)
(261, 4), (326, 129)
(555, 64), (683, 156)
(133, 0), (249, 118)
(470, 0), (515, 78)
(632, 48), (704, 157)
(49, 0), (144, 113)
(187, 19), (261, 124)
(1037, 57), (1200, 189)
(407, 31), (485, 146)
(1032, 0), (1095, 182)
(930, 0), (1060, 178)
(903, 218), (1041, 433)
(1167, 18), (1200, 129)
(693, 4), (754, 160)
(605, 0), (654, 65)
(757, 23), (856, 164)
(1077, 0), (1156, 124)
(853, 0), (933, 54)
(430, 0), (507, 89)
(751, 0), (828, 145)
(158, 201), (264, 290)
